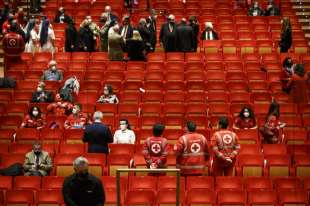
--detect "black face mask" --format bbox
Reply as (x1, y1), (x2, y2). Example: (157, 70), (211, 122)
(286, 62), (293, 68)
(77, 171), (88, 181)
(34, 151), (41, 155)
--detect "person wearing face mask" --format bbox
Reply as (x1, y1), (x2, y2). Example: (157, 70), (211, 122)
(23, 142), (52, 176)
(265, 0), (280, 16)
(41, 60), (63, 81)
(78, 17), (96, 52)
(248, 1), (264, 16)
(64, 104), (88, 129)
(233, 106), (257, 130)
(47, 93), (74, 116)
(63, 156), (105, 206)
(281, 57), (294, 92)
(201, 22), (219, 41)
(159, 14), (177, 52)
(99, 13), (110, 52)
(31, 82), (54, 103)
(97, 84), (119, 104)
(113, 119), (136, 144)
(54, 7), (72, 23)
(103, 5), (118, 27)
(21, 106), (46, 129)
(83, 111), (113, 154)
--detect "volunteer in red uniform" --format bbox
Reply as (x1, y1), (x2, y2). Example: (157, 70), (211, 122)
(174, 121), (209, 176)
(212, 117), (240, 176)
(64, 104), (88, 129)
(143, 123), (168, 169)
(21, 106), (46, 130)
(47, 93), (73, 116)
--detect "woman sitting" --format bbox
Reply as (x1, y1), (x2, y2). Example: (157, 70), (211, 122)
(47, 93), (73, 116)
(113, 119), (136, 144)
(97, 84), (119, 104)
(21, 106), (46, 130)
(64, 104), (88, 129)
(233, 106), (257, 130)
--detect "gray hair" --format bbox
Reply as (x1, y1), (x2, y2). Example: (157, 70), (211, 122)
(73, 156), (88, 168)
(93, 111), (103, 121)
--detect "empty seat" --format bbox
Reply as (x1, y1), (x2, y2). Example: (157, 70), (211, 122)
(237, 154), (264, 176)
(37, 189), (63, 205)
(0, 176), (13, 190)
(128, 176), (157, 190)
(278, 191), (307, 206)
(186, 189), (215, 205)
(125, 190), (155, 206)
(248, 190), (277, 205)
(14, 176), (41, 191)
(42, 176), (65, 189)
(217, 190), (246, 205)
(186, 176), (214, 191)
(274, 177), (302, 191)
(266, 155), (291, 177)
(246, 177), (273, 191)
(6, 190), (34, 205)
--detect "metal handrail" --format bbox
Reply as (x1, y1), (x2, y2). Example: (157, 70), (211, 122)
(116, 168), (181, 206)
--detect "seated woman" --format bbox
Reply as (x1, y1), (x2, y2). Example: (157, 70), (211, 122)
(31, 81), (54, 103)
(259, 100), (286, 144)
(233, 106), (257, 130)
(113, 119), (136, 144)
(97, 84), (119, 104)
(126, 30), (146, 61)
(64, 104), (88, 129)
(21, 106), (46, 130)
(47, 93), (73, 116)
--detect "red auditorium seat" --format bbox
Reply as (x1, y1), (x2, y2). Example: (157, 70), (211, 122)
(0, 143), (9, 155)
(15, 128), (40, 143)
(108, 154), (131, 176)
(186, 92), (206, 103)
(237, 154), (264, 176)
(158, 176), (186, 191)
(37, 189), (63, 205)
(141, 92), (163, 104)
(239, 144), (261, 155)
(6, 103), (28, 116)
(118, 104), (139, 116)
(95, 104), (117, 116)
(125, 190), (155, 206)
(59, 143), (85, 154)
(248, 190), (277, 205)
(5, 190), (34, 205)
(147, 53), (165, 62)
(234, 129), (259, 144)
(13, 91), (33, 103)
(33, 52), (52, 62)
(10, 143), (32, 154)
(71, 52), (89, 62)
(246, 177), (273, 191)
(0, 115), (22, 129)
(0, 129), (15, 143)
(157, 189), (185, 205)
(128, 176), (157, 191)
(186, 189), (215, 206)
(229, 92), (251, 103)
(274, 177), (302, 191)
(40, 128), (63, 144)
(42, 176), (65, 190)
(278, 191), (308, 206)
(109, 144), (135, 156)
(140, 104), (162, 118)
(215, 177), (244, 191)
(90, 52), (109, 62)
(63, 129), (84, 144)
(187, 176), (214, 191)
(265, 155), (292, 177)
(294, 155), (310, 177)
(217, 190), (246, 205)
(0, 176), (13, 190)
(185, 53), (204, 62)
(14, 176), (41, 191)
(263, 144), (287, 156)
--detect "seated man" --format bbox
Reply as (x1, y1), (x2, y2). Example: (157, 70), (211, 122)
(201, 22), (219, 40)
(23, 141), (52, 176)
(31, 81), (54, 103)
(41, 60), (63, 81)
(248, 1), (264, 16)
(64, 104), (88, 129)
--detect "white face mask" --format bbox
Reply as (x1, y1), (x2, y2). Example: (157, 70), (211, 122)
(51, 65), (57, 71)
(37, 87), (43, 92)
(120, 124), (127, 131)
(243, 112), (250, 118)
(32, 111), (39, 116)
(72, 108), (78, 114)
(103, 88), (109, 95)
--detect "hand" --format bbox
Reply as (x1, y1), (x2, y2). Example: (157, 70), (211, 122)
(279, 123), (286, 128)
(84, 46), (87, 51)
(225, 157), (233, 164)
(150, 163), (157, 169)
(71, 45), (74, 49)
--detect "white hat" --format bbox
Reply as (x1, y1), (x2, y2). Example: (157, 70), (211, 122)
(205, 22), (213, 29)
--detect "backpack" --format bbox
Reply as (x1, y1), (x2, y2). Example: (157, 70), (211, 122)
(0, 77), (16, 88)
(0, 163), (23, 176)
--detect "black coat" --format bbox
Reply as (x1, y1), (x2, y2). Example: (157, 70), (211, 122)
(119, 24), (133, 40)
(137, 25), (152, 52)
(79, 25), (96, 52)
(279, 28), (292, 53)
(126, 39), (146, 61)
(201, 29), (219, 40)
(159, 22), (177, 52)
(147, 16), (157, 51)
(31, 91), (54, 103)
(54, 14), (71, 23)
(65, 25), (79, 52)
(176, 23), (195, 52)
(190, 22), (199, 51)
(265, 6), (280, 16)
(83, 122), (113, 154)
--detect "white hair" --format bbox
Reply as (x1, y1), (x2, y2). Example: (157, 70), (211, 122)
(48, 60), (57, 67)
(73, 156), (88, 168)
(168, 14), (175, 20)
(205, 22), (213, 29)
(105, 5), (111, 12)
(93, 111), (103, 121)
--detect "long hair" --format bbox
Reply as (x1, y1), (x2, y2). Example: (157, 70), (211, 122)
(25, 19), (35, 43)
(267, 99), (280, 119)
(62, 76), (80, 95)
(239, 105), (256, 121)
(28, 106), (42, 118)
(281, 17), (291, 33)
(40, 19), (50, 46)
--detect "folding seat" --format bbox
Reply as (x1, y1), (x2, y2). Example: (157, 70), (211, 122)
(294, 155), (310, 177)
(226, 72), (246, 82)
(186, 62), (205, 73)
(186, 176), (214, 191)
(165, 71), (184, 83)
(278, 191), (307, 206)
(59, 143), (85, 154)
(239, 144), (261, 155)
(15, 128), (40, 143)
(0, 115), (22, 129)
(146, 62), (165, 71)
(229, 92), (251, 104)
(0, 154), (25, 168)
(242, 53), (260, 63)
(14, 176), (41, 191)
(186, 103), (207, 116)
(263, 144), (287, 156)
(86, 62), (106, 72)
(63, 129), (84, 144)
(206, 81), (226, 91)
(0, 176), (13, 190)
(141, 92), (163, 104)
(246, 177), (273, 191)
(143, 81), (163, 92)
(248, 82), (269, 93)
(280, 116), (302, 129)
(262, 53), (279, 64)
(147, 52), (165, 62)
(109, 144), (135, 156)
(42, 176), (65, 190)
(251, 92), (272, 103)
(256, 40), (274, 54)
(29, 62), (49, 71)
(202, 41), (222, 54)
(125, 71), (145, 82)
(118, 104), (139, 117)
(205, 53), (223, 63)
(37, 189), (63, 205)
(215, 177), (244, 191)
(10, 143), (33, 154)
(206, 71), (226, 81)
(237, 154), (264, 176)
(40, 128), (63, 144)
(80, 81), (101, 92)
(118, 92), (140, 104)
(164, 91), (185, 104)
(0, 103), (6, 116)
(5, 190), (34, 205)
(238, 40), (256, 55)
(128, 176), (157, 191)
(106, 61), (126, 71)
(166, 53), (185, 62)
(274, 177), (302, 191)
(6, 70), (24, 80)
(33, 52), (52, 62)
(108, 154), (132, 176)
(186, 189), (215, 206)
(217, 190), (246, 205)
(225, 62), (243, 72)
(185, 92), (206, 104)
(248, 190), (277, 205)
(0, 91), (12, 104)
(265, 155), (291, 176)
(292, 40), (309, 54)
(71, 52), (89, 62)
(208, 103), (230, 115)
(0, 129), (15, 143)
(164, 116), (184, 130)
(13, 91), (33, 103)
(247, 71), (266, 82)
(0, 143), (9, 155)
(185, 53), (204, 63)
(125, 190), (155, 206)
(162, 104), (185, 117)
(157, 188), (185, 205)
(283, 128), (306, 144)
(222, 40), (238, 54)
(163, 129), (183, 143)
(95, 103), (117, 117)
(6, 103), (28, 116)
(158, 176), (186, 190)
(21, 52), (33, 63)
(137, 129), (152, 144)
(76, 91), (98, 104)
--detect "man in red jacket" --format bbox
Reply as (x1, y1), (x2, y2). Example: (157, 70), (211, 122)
(174, 121), (209, 176)
(143, 123), (168, 169)
(212, 117), (240, 176)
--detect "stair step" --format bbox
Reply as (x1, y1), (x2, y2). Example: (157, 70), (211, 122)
(296, 11), (310, 15)
(293, 5), (310, 8)
(299, 18), (310, 22)
(305, 33), (310, 37)
(291, 0), (310, 2)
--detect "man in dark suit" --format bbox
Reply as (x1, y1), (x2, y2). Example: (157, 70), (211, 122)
(176, 18), (194, 52)
(159, 14), (177, 52)
(83, 111), (113, 154)
(189, 16), (199, 52)
(120, 15), (133, 41)
(103, 5), (118, 27)
(201, 22), (219, 41)
(146, 10), (157, 52)
(54, 7), (72, 23)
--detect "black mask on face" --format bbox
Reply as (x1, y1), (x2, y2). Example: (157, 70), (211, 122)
(286, 61), (293, 68)
(77, 171), (88, 181)
(34, 151), (41, 155)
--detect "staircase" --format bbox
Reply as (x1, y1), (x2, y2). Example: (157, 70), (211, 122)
(292, 0), (310, 46)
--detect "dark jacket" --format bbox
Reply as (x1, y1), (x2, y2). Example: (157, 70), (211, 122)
(54, 13), (71, 23)
(137, 24), (152, 52)
(279, 28), (292, 53)
(201, 29), (219, 40)
(190, 22), (199, 51)
(79, 25), (96, 52)
(159, 22), (177, 52)
(265, 5), (280, 16)
(119, 24), (133, 40)
(176, 23), (195, 52)
(65, 24), (79, 52)
(126, 39), (146, 61)
(63, 173), (105, 206)
(31, 91), (54, 103)
(83, 122), (113, 154)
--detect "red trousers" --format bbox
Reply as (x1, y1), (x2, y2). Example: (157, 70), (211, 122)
(213, 159), (235, 176)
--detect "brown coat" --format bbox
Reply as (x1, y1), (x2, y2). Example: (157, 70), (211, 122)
(23, 150), (52, 176)
(108, 32), (124, 61)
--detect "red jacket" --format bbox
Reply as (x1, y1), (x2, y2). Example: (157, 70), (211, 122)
(143, 136), (168, 168)
(47, 101), (73, 116)
(21, 114), (46, 129)
(64, 113), (87, 129)
(211, 130), (240, 162)
(174, 132), (209, 175)
(3, 32), (25, 56)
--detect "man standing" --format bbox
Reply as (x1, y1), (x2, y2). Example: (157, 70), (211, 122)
(63, 156), (105, 206)
(159, 14), (177, 52)
(83, 111), (113, 154)
(143, 123), (168, 169)
(174, 121), (209, 176)
(119, 15), (133, 42)
(212, 117), (240, 176)
(176, 18), (194, 52)
(23, 141), (52, 176)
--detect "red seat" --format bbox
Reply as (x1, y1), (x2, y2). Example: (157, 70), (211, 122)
(6, 103), (28, 116)
(13, 91), (33, 102)
(141, 92), (163, 103)
(63, 129), (84, 144)
(229, 92), (251, 103)
(186, 189), (215, 206)
(90, 52), (109, 62)
(42, 176), (65, 190)
(71, 52), (89, 62)
(294, 155), (310, 177)
(106, 62), (126, 71)
(147, 53), (165, 62)
(166, 53), (185, 62)
(186, 176), (214, 190)
(157, 189), (185, 205)
(33, 52), (52, 62)
(10, 143), (33, 154)
(0, 129), (15, 143)
(239, 144), (261, 155)
(0, 115), (22, 129)
(37, 189), (63, 205)
(217, 190), (246, 205)
(40, 128), (63, 144)
(14, 176), (41, 191)
(118, 104), (139, 116)
(246, 177), (273, 191)
(263, 144), (287, 156)
(274, 177), (302, 191)
(145, 71), (164, 82)
(237, 154), (264, 176)
(215, 177), (244, 191)
(76, 91), (98, 104)
(125, 190), (155, 205)
(109, 144), (135, 156)
(59, 143), (85, 154)
(162, 104), (185, 117)
(0, 176), (13, 190)
(108, 154), (131, 176)
(15, 128), (40, 143)
(235, 129), (259, 144)
(185, 53), (204, 62)
(164, 91), (185, 103)
(278, 191), (307, 206)
(248, 190), (277, 205)
(6, 190), (34, 205)
(158, 176), (186, 190)
(128, 176), (157, 190)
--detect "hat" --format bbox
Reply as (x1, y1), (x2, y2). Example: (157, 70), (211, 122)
(205, 22), (213, 29)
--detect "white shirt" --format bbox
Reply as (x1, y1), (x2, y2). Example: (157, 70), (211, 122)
(113, 129), (136, 144)
(206, 31), (214, 40)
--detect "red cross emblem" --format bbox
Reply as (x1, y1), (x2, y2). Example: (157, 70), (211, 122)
(223, 134), (232, 144)
(151, 143), (161, 154)
(8, 38), (17, 47)
(191, 143), (201, 153)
